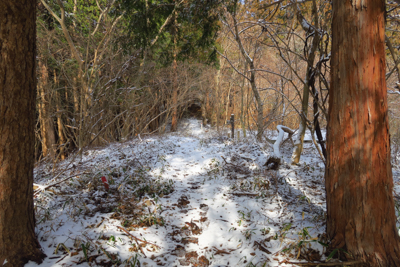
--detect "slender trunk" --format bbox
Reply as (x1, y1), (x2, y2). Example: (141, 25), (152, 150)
(241, 61), (248, 137)
(291, 67), (311, 164)
(224, 82), (232, 123)
(56, 104), (66, 161)
(311, 75), (326, 159)
(56, 94), (66, 161)
(79, 70), (91, 148)
(149, 92), (160, 132)
(280, 78), (285, 125)
(38, 61), (56, 159)
(201, 83), (208, 125)
(232, 12), (262, 141)
(213, 59), (223, 130)
(291, 0), (320, 164)
(78, 73), (84, 152)
(72, 77), (79, 115)
(122, 113), (134, 139)
(385, 35), (400, 82)
(54, 70), (66, 160)
(0, 1), (46, 265)
(291, 20), (320, 163)
(246, 80), (251, 132)
(205, 85), (210, 124)
(170, 8), (178, 132)
(249, 62), (263, 141)
(326, 1), (400, 265)
(171, 60), (178, 131)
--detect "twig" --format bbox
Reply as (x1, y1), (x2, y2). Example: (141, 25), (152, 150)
(88, 110), (127, 146)
(287, 260), (363, 266)
(137, 241), (147, 258)
(228, 192), (259, 197)
(76, 254), (101, 264)
(95, 217), (107, 228)
(34, 172), (91, 195)
(35, 144), (88, 195)
(220, 155), (232, 165)
(212, 246), (237, 255)
(100, 247), (118, 261)
(117, 226), (161, 249)
(117, 226), (147, 257)
(220, 156), (252, 175)
(305, 123), (326, 165)
(253, 241), (271, 254)
(220, 156), (250, 172)
(55, 254), (68, 264)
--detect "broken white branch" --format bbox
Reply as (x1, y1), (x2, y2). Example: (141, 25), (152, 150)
(273, 125), (295, 157)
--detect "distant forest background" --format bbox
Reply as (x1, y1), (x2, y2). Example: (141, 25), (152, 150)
(35, 0), (400, 162)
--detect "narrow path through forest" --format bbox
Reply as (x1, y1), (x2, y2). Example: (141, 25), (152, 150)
(28, 119), (400, 267)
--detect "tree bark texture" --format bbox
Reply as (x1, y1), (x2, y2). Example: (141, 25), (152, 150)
(0, 1), (46, 266)
(326, 0), (400, 265)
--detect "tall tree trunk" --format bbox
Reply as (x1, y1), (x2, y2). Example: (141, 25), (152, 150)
(0, 1), (46, 265)
(326, 0), (400, 265)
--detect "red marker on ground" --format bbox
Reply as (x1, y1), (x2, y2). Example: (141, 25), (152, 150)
(101, 176), (109, 191)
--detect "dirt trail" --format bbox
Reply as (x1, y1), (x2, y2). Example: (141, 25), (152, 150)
(30, 119), (335, 267)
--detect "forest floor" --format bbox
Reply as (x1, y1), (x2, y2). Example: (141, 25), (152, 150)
(27, 118), (400, 267)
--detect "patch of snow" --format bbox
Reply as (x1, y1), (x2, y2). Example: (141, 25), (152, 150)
(27, 118), (400, 267)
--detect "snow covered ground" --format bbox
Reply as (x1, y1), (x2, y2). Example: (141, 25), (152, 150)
(27, 118), (400, 267)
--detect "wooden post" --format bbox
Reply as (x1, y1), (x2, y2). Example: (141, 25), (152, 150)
(230, 114), (234, 139)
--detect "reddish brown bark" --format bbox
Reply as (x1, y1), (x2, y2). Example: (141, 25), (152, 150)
(326, 0), (400, 265)
(0, 1), (46, 266)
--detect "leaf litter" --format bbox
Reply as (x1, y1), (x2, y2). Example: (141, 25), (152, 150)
(27, 118), (400, 267)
